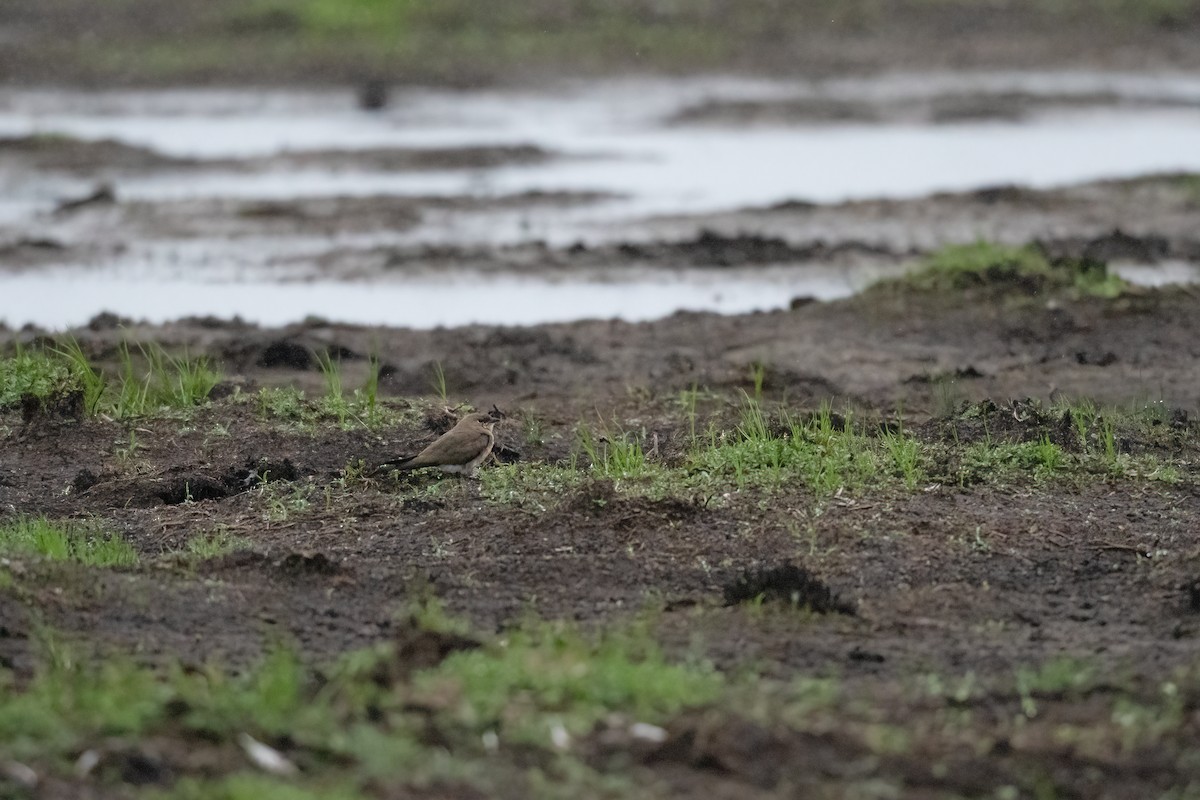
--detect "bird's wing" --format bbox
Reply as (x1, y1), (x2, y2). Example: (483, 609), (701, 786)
(405, 428), (491, 468)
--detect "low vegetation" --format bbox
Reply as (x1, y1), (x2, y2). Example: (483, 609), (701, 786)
(474, 391), (1191, 510)
(0, 340), (220, 418)
(0, 613), (721, 797)
(0, 516), (137, 567)
(878, 242), (1127, 298)
(2, 610), (1197, 798)
(0, 346), (79, 410)
(22, 0), (1200, 84)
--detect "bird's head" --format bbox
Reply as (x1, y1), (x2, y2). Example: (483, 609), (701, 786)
(464, 411), (499, 429)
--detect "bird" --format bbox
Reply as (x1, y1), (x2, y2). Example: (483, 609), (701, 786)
(378, 406), (503, 477)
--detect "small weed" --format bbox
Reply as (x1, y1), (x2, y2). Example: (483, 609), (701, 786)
(430, 361), (448, 405)
(959, 438), (1067, 484)
(1100, 417), (1122, 474)
(749, 362), (766, 400)
(690, 399), (877, 494)
(523, 413), (546, 447)
(52, 337), (106, 414)
(934, 377), (965, 418)
(184, 528), (250, 560)
(312, 351), (395, 429)
(259, 480), (313, 522)
(358, 350), (382, 427)
(315, 350), (349, 424)
(578, 425), (651, 480)
(147, 343), (220, 408)
(1033, 435), (1064, 473)
(883, 431), (923, 490)
(114, 430), (142, 465)
(258, 386), (308, 423)
(1064, 399), (1096, 450)
(678, 383), (700, 451)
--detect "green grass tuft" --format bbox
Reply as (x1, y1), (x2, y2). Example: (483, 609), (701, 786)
(184, 528), (250, 560)
(578, 425), (652, 480)
(152, 775), (368, 800)
(0, 516), (138, 567)
(0, 346), (79, 410)
(691, 399), (877, 494)
(415, 622), (722, 743)
(885, 241), (1127, 298)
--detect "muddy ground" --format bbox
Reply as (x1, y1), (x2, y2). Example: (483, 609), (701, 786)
(4, 0), (1200, 86)
(3, 272), (1200, 797)
(4, 10), (1200, 792)
(3, 109), (1200, 800)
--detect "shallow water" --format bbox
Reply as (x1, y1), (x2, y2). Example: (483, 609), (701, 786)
(2, 73), (1200, 328)
(6, 74), (1200, 227)
(3, 260), (1197, 330)
(0, 266), (880, 329)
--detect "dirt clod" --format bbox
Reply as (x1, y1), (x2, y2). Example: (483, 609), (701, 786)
(277, 551), (339, 577)
(722, 563), (855, 614)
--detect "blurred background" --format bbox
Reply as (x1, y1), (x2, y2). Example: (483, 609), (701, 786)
(1, 0), (1199, 328)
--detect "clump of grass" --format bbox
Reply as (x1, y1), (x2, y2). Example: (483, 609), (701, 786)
(958, 438), (1066, 484)
(414, 621), (722, 744)
(111, 341), (221, 418)
(1015, 657), (1096, 719)
(692, 399), (877, 494)
(578, 425), (651, 480)
(147, 344), (220, 408)
(429, 360), (449, 405)
(1032, 435), (1064, 472)
(359, 351), (382, 427)
(1058, 398), (1097, 450)
(883, 242), (1126, 298)
(0, 516), (138, 567)
(257, 385), (309, 422)
(1100, 416), (1123, 475)
(183, 528), (250, 561)
(315, 350), (349, 425)
(313, 350), (392, 429)
(0, 345), (79, 410)
(678, 383), (700, 452)
(883, 430), (923, 490)
(53, 338), (106, 414)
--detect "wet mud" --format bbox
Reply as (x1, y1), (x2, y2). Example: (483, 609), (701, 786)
(3, 32), (1200, 796)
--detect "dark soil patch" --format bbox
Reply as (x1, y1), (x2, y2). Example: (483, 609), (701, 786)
(722, 563), (856, 614)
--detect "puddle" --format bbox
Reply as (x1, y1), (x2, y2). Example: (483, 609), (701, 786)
(2, 261), (1194, 331)
(103, 109), (1200, 224)
(1112, 260), (1200, 288)
(0, 266), (880, 330)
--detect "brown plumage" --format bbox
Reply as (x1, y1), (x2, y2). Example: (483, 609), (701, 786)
(379, 410), (501, 477)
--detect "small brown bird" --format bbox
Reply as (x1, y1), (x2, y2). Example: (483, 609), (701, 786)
(379, 407), (503, 477)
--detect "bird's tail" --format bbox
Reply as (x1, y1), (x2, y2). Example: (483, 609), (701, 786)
(372, 457), (416, 475)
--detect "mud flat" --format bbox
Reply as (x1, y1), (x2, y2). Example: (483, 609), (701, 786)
(4, 15), (1200, 794)
(3, 249), (1200, 797)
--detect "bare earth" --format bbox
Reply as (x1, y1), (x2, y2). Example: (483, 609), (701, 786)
(3, 7), (1200, 796)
